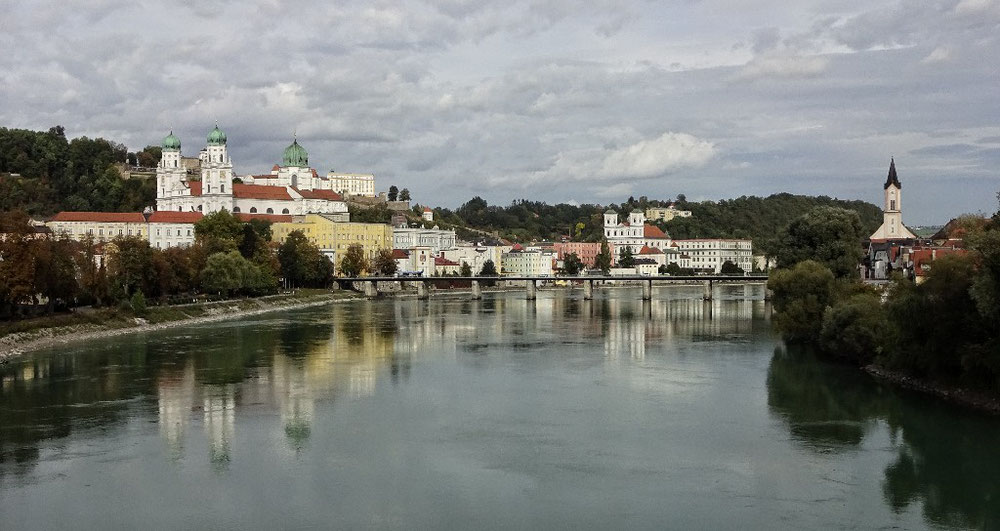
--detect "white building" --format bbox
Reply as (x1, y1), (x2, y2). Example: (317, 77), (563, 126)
(155, 128), (348, 219)
(327, 172), (375, 197)
(394, 247), (437, 276)
(645, 204), (692, 222)
(603, 209), (671, 262)
(869, 158), (917, 241)
(501, 246), (555, 276)
(673, 239), (753, 273)
(47, 212), (147, 241)
(421, 207), (433, 222)
(148, 211), (202, 249)
(393, 225), (457, 254)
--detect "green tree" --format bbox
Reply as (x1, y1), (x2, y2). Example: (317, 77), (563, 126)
(767, 260), (836, 343)
(32, 236), (79, 313)
(595, 240), (612, 275)
(201, 251), (244, 296)
(460, 261), (473, 277)
(774, 206), (865, 278)
(478, 259), (498, 287)
(108, 236), (154, 299)
(278, 231), (333, 287)
(618, 246), (635, 268)
(563, 252), (583, 275)
(339, 244), (369, 277)
(398, 188), (411, 201)
(819, 292), (888, 365)
(372, 248), (398, 276)
(388, 185), (399, 202)
(720, 260), (745, 275)
(195, 209), (242, 254)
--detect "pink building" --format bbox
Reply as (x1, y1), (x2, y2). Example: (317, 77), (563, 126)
(552, 242), (602, 267)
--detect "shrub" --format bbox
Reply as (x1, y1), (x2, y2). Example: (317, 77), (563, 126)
(819, 293), (888, 365)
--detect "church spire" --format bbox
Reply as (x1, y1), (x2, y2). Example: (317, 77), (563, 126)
(884, 157), (901, 189)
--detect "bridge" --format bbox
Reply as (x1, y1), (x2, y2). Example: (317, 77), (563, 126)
(336, 275), (770, 301)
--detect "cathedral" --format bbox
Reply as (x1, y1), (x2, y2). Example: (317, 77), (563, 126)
(155, 126), (348, 220)
(869, 158), (916, 241)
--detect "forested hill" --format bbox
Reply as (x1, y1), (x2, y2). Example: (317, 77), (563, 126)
(432, 194), (882, 255)
(0, 126), (158, 215)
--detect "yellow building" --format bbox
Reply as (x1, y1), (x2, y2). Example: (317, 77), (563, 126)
(271, 214), (392, 274)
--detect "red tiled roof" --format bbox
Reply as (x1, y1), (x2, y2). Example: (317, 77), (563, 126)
(644, 224), (668, 239)
(311, 169), (318, 178)
(189, 181), (202, 196)
(148, 211), (204, 223)
(292, 187), (343, 201)
(423, 207), (432, 212)
(435, 256), (459, 266)
(235, 213), (293, 223)
(233, 183), (292, 201)
(51, 211), (146, 223)
(639, 245), (662, 255)
(392, 249), (409, 259)
(272, 164), (280, 171)
(512, 243), (524, 251)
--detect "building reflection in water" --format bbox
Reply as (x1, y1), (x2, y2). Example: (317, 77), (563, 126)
(203, 384), (236, 467)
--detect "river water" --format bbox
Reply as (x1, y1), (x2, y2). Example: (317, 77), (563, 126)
(1, 286), (998, 529)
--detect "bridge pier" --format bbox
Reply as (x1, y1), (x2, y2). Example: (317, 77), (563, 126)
(365, 281), (379, 298)
(526, 279), (536, 300)
(415, 281), (429, 299)
(642, 279), (652, 301)
(471, 280), (481, 300)
(703, 279), (713, 301)
(583, 279), (593, 300)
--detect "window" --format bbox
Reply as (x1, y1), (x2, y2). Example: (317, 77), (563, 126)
(187, 229), (191, 236)
(890, 200), (896, 210)
(177, 230), (181, 236)
(221, 184), (225, 193)
(266, 208), (274, 214)
(197, 205), (203, 212)
(250, 207), (258, 213)
(282, 208), (289, 214)
(233, 206), (241, 213)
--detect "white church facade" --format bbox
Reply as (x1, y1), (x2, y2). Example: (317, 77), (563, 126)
(869, 158), (917, 241)
(155, 126), (348, 220)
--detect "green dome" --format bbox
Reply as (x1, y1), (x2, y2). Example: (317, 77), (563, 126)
(207, 125), (227, 146)
(162, 131), (181, 151)
(282, 139), (308, 167)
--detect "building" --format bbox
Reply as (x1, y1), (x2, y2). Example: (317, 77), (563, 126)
(434, 256), (462, 275)
(47, 212), (147, 242)
(645, 204), (692, 222)
(870, 158), (917, 241)
(148, 211), (203, 249)
(603, 209), (671, 262)
(155, 128), (348, 219)
(271, 214), (392, 273)
(673, 239), (753, 273)
(392, 225), (457, 254)
(421, 207), (433, 222)
(439, 245), (507, 275)
(327, 172), (375, 197)
(501, 246), (555, 276)
(551, 242), (601, 267)
(394, 247), (437, 276)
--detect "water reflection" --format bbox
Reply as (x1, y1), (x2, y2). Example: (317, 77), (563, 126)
(768, 346), (1000, 528)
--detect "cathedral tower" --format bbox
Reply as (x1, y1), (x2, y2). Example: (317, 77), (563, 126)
(869, 158), (916, 240)
(156, 131), (187, 211)
(199, 124), (234, 213)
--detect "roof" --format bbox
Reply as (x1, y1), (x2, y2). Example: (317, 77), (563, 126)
(189, 181), (202, 196)
(233, 183), (292, 201)
(148, 211), (204, 223)
(423, 207), (432, 212)
(884, 158), (902, 189)
(435, 256), (460, 266)
(634, 258), (658, 265)
(391, 249), (409, 259)
(293, 187), (343, 201)
(251, 174), (278, 179)
(272, 164), (280, 171)
(51, 211), (146, 223)
(638, 245), (662, 255)
(235, 213), (293, 223)
(643, 224), (668, 239)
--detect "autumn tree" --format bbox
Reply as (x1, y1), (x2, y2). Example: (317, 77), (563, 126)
(339, 243), (369, 278)
(372, 248), (398, 276)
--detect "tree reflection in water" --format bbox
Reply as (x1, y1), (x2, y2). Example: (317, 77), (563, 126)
(768, 345), (1000, 528)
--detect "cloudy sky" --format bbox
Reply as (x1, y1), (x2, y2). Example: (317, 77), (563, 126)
(2, 0), (998, 223)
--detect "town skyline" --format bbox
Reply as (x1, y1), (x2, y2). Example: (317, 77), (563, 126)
(4, 1), (998, 224)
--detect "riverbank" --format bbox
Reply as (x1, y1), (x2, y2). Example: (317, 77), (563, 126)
(0, 290), (364, 362)
(865, 364), (1000, 416)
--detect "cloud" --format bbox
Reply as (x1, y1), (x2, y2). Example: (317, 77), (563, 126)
(954, 0), (998, 15)
(737, 53), (830, 80)
(921, 46), (953, 64)
(596, 133), (716, 179)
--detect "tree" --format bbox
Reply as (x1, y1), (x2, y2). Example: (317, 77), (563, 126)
(767, 260), (836, 343)
(398, 188), (411, 201)
(278, 231), (333, 287)
(460, 262), (473, 277)
(339, 244), (369, 278)
(372, 248), (398, 276)
(563, 252), (583, 275)
(773, 206), (865, 278)
(108, 236), (154, 299)
(0, 211), (37, 314)
(618, 246), (635, 268)
(388, 185), (398, 202)
(720, 260), (745, 275)
(194, 209), (242, 254)
(819, 292), (888, 365)
(478, 259), (498, 287)
(32, 236), (79, 313)
(595, 240), (612, 275)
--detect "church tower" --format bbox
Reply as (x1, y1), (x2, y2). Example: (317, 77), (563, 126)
(869, 158), (916, 240)
(199, 124), (234, 213)
(156, 131), (187, 211)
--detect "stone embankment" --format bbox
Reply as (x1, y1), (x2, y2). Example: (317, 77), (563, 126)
(866, 364), (1000, 415)
(0, 292), (358, 363)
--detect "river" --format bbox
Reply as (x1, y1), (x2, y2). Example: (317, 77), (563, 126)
(1, 286), (998, 529)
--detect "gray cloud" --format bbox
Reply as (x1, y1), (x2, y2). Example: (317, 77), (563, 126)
(0, 0), (998, 223)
